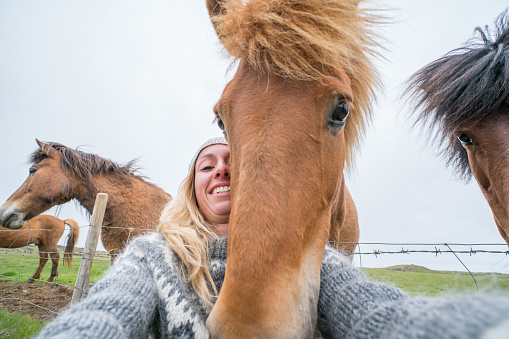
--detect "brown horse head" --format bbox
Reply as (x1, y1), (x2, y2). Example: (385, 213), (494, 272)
(0, 140), (73, 229)
(0, 139), (132, 229)
(1, 139), (170, 260)
(460, 112), (509, 244)
(205, 0), (380, 337)
(407, 10), (509, 246)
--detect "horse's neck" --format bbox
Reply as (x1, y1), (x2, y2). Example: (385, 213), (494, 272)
(75, 175), (131, 217)
(74, 172), (170, 230)
(329, 178), (359, 253)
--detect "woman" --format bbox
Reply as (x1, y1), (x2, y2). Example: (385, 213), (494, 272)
(156, 136), (230, 310)
(38, 137), (509, 338)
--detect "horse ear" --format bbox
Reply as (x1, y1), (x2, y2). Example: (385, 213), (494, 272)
(206, 0), (222, 18)
(35, 139), (56, 157)
(206, 0), (224, 37)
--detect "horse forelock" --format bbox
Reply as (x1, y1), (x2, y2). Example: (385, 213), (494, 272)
(407, 9), (509, 181)
(30, 142), (138, 181)
(211, 0), (384, 166)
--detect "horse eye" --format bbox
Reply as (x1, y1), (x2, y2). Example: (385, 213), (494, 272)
(29, 168), (37, 176)
(215, 114), (227, 139)
(216, 116), (225, 131)
(328, 99), (350, 132)
(458, 133), (473, 147)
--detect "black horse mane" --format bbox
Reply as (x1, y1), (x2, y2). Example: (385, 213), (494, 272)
(29, 141), (140, 181)
(407, 9), (509, 181)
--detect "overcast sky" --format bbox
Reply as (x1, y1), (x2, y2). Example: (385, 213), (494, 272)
(1, 0), (508, 274)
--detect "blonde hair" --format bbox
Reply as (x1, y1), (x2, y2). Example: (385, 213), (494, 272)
(157, 163), (218, 308)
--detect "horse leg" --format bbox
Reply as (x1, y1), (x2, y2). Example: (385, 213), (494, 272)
(29, 249), (48, 283)
(47, 250), (60, 282)
(109, 249), (120, 263)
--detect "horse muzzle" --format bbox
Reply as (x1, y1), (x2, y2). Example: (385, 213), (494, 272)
(0, 205), (26, 229)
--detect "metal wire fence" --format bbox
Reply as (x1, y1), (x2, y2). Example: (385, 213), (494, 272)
(1, 229), (509, 320)
(0, 224), (107, 319)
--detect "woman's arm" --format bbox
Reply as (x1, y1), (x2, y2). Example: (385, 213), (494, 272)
(318, 247), (509, 339)
(37, 237), (159, 339)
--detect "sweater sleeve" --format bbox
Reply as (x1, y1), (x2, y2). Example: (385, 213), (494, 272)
(318, 246), (509, 339)
(37, 237), (159, 339)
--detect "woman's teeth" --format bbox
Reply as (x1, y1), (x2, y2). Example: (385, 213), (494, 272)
(212, 186), (231, 194)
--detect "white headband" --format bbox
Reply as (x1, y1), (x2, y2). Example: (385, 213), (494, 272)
(188, 137), (228, 172)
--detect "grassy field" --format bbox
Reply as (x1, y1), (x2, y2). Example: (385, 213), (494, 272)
(0, 246), (110, 338)
(362, 264), (509, 296)
(0, 310), (47, 339)
(1, 249), (509, 338)
(0, 245), (111, 286)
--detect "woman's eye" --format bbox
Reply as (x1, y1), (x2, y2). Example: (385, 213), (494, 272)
(201, 166), (213, 171)
(458, 133), (473, 147)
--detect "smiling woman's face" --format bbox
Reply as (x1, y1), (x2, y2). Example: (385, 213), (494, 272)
(194, 144), (231, 226)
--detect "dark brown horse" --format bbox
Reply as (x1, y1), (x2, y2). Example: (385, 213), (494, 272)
(0, 139), (172, 259)
(0, 214), (79, 282)
(407, 10), (509, 246)
(206, 0), (380, 337)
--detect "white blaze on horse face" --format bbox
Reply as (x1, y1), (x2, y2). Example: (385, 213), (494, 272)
(295, 247), (323, 337)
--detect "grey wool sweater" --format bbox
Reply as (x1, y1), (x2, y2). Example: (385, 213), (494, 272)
(38, 232), (509, 338)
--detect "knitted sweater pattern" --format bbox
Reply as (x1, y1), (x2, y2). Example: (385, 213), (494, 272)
(37, 232), (509, 339)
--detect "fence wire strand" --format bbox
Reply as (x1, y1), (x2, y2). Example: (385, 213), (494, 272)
(1, 225), (508, 318)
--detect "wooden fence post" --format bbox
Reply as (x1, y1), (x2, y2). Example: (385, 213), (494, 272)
(71, 193), (108, 305)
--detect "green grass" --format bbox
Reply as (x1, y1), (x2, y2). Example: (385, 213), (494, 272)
(2, 251), (509, 337)
(0, 246), (111, 286)
(1, 248), (508, 296)
(361, 264), (509, 296)
(0, 310), (47, 339)
(0, 246), (111, 337)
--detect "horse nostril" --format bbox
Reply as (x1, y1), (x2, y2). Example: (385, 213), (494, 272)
(1, 212), (24, 229)
(2, 213), (15, 229)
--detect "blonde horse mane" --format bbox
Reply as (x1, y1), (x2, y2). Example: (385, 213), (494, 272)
(210, 0), (383, 165)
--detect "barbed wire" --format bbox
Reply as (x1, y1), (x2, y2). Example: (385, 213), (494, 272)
(328, 241), (509, 256)
(1, 224), (509, 320)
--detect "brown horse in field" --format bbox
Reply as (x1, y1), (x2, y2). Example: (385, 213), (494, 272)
(407, 11), (509, 246)
(0, 140), (172, 259)
(0, 214), (79, 282)
(206, 0), (380, 337)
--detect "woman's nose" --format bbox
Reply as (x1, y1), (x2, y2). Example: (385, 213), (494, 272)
(215, 162), (230, 178)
